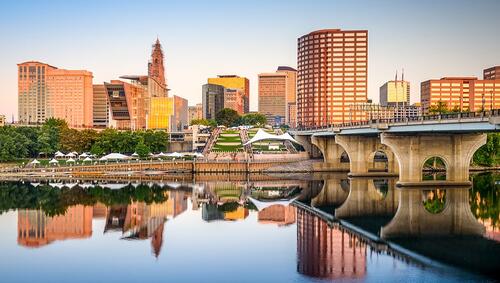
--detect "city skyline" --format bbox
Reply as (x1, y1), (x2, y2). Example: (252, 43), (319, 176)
(1, 0), (500, 119)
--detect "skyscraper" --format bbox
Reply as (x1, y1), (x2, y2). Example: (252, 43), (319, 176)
(297, 29), (368, 127)
(202, 84), (224, 119)
(208, 75), (250, 113)
(258, 66), (297, 126)
(18, 61), (93, 127)
(484, 66), (500, 80)
(379, 80), (410, 106)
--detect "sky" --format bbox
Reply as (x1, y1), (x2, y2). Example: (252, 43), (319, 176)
(1, 0), (499, 120)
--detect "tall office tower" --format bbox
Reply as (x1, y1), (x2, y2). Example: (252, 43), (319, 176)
(258, 66), (297, 126)
(297, 29), (368, 127)
(484, 66), (500, 80)
(379, 80), (410, 106)
(18, 61), (93, 127)
(223, 88), (244, 115)
(420, 77), (476, 113)
(202, 84), (225, 119)
(92, 84), (109, 128)
(208, 75), (250, 113)
(148, 38), (166, 88)
(469, 79), (500, 111)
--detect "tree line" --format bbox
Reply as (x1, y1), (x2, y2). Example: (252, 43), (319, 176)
(0, 118), (168, 162)
(190, 108), (267, 127)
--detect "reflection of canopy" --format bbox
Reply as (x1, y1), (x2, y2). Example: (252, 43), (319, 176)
(102, 153), (129, 160)
(247, 196), (298, 211)
(243, 129), (301, 146)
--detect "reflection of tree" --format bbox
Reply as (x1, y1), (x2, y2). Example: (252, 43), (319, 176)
(470, 173), (499, 229)
(422, 189), (446, 214)
(0, 182), (169, 216)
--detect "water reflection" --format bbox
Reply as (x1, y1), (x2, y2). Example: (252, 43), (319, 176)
(0, 173), (498, 281)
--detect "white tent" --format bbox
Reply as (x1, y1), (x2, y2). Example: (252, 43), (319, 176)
(131, 152), (139, 157)
(83, 157), (92, 162)
(30, 159), (40, 165)
(65, 152), (76, 158)
(99, 156), (108, 161)
(71, 151), (78, 155)
(49, 158), (59, 165)
(156, 152), (168, 157)
(66, 158), (76, 163)
(54, 151), (65, 158)
(79, 153), (89, 158)
(102, 153), (129, 160)
(243, 129), (301, 146)
(166, 152), (183, 158)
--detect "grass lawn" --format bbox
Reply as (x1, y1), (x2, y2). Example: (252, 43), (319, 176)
(212, 130), (243, 152)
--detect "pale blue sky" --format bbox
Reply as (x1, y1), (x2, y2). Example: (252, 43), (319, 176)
(1, 0), (499, 119)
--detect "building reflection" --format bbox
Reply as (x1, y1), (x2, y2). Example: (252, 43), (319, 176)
(18, 205), (93, 248)
(258, 205), (296, 226)
(297, 207), (366, 279)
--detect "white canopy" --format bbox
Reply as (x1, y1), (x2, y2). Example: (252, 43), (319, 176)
(156, 152), (168, 157)
(131, 152), (139, 157)
(65, 152), (76, 158)
(79, 153), (89, 158)
(54, 151), (65, 158)
(99, 156), (108, 161)
(102, 153), (129, 160)
(49, 158), (59, 164)
(83, 157), (92, 162)
(243, 129), (301, 146)
(66, 158), (76, 163)
(166, 152), (183, 158)
(30, 159), (40, 164)
(54, 151), (64, 155)
(71, 151), (78, 155)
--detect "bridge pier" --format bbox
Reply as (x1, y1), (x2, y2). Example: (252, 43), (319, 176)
(380, 186), (485, 238)
(335, 178), (399, 218)
(311, 136), (349, 171)
(294, 135), (323, 158)
(310, 177), (350, 209)
(335, 135), (399, 177)
(381, 133), (486, 185)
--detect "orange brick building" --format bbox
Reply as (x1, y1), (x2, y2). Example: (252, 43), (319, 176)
(297, 29), (368, 127)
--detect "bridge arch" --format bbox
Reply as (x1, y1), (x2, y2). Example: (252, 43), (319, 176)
(421, 156), (448, 181)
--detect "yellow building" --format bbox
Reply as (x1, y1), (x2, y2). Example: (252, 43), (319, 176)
(148, 97), (173, 129)
(379, 80), (410, 106)
(208, 75), (250, 113)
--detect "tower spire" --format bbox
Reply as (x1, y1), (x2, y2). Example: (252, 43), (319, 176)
(148, 38), (166, 88)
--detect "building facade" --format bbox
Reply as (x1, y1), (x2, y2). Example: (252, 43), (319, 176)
(187, 103), (203, 125)
(148, 38), (167, 88)
(208, 75), (250, 113)
(202, 84), (225, 119)
(484, 66), (500, 80)
(469, 79), (500, 111)
(18, 61), (93, 127)
(258, 66), (297, 126)
(171, 95), (188, 131)
(297, 29), (368, 127)
(380, 80), (410, 106)
(92, 84), (109, 128)
(224, 88), (244, 115)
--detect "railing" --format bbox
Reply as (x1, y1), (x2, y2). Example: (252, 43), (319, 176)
(293, 109), (500, 132)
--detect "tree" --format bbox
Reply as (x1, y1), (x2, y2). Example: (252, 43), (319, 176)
(428, 101), (450, 114)
(473, 133), (500, 166)
(135, 139), (151, 157)
(240, 113), (267, 126)
(215, 108), (240, 126)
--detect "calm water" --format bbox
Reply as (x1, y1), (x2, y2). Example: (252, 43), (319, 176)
(0, 173), (498, 283)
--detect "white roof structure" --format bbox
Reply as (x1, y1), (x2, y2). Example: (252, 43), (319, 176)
(54, 152), (65, 158)
(248, 196), (298, 211)
(243, 129), (301, 146)
(131, 152), (139, 157)
(49, 158), (59, 164)
(166, 152), (183, 158)
(99, 156), (108, 161)
(156, 152), (168, 157)
(79, 153), (89, 158)
(65, 152), (76, 158)
(66, 158), (76, 163)
(30, 159), (40, 164)
(102, 153), (129, 160)
(83, 157), (92, 162)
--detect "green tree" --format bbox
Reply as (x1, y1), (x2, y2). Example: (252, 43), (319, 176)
(473, 133), (500, 166)
(135, 139), (151, 157)
(240, 113), (267, 126)
(428, 101), (450, 114)
(215, 108), (240, 127)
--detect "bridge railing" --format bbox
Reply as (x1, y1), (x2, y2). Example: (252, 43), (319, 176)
(294, 109), (500, 132)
